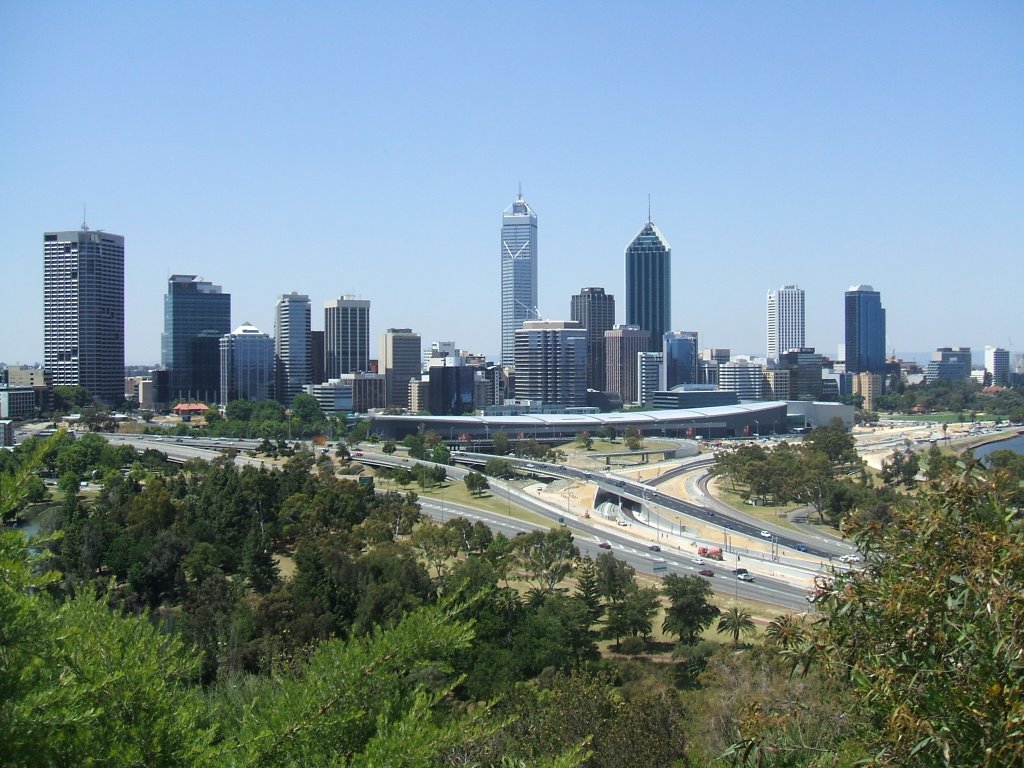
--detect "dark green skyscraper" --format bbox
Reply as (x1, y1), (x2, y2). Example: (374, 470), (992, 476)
(625, 219), (671, 352)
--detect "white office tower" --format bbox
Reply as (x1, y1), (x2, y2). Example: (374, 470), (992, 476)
(324, 296), (370, 378)
(513, 320), (587, 408)
(719, 358), (765, 400)
(274, 292), (312, 407)
(43, 226), (124, 404)
(767, 285), (805, 361)
(636, 351), (663, 406)
(500, 191), (539, 365)
(985, 346), (1010, 386)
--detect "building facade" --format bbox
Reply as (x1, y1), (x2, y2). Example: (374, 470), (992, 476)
(925, 347), (972, 383)
(43, 227), (125, 404)
(778, 347), (824, 401)
(767, 285), (805, 361)
(324, 296), (370, 378)
(162, 275), (231, 403)
(604, 325), (650, 404)
(625, 219), (671, 351)
(637, 351), (663, 406)
(661, 331), (699, 390)
(500, 193), (539, 365)
(426, 357), (476, 416)
(274, 292), (312, 407)
(985, 346), (1010, 386)
(513, 320), (588, 408)
(219, 323), (275, 403)
(719, 358), (765, 400)
(570, 287), (615, 392)
(307, 373), (385, 415)
(844, 285), (886, 374)
(381, 328), (422, 410)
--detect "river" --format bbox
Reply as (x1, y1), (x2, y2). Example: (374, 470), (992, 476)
(972, 431), (1024, 462)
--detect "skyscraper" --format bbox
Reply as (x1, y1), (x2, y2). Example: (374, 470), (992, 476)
(220, 323), (275, 403)
(661, 331), (699, 390)
(604, 325), (650, 404)
(500, 191), (538, 365)
(324, 296), (370, 378)
(844, 285), (886, 374)
(513, 320), (587, 408)
(274, 292), (311, 407)
(162, 275), (231, 403)
(570, 287), (616, 391)
(985, 346), (1009, 386)
(43, 226), (124, 404)
(625, 218), (671, 350)
(381, 328), (422, 409)
(767, 285), (805, 361)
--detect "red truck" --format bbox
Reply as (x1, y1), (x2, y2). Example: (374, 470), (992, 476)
(697, 546), (724, 560)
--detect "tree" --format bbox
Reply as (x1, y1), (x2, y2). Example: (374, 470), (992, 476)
(604, 584), (661, 647)
(661, 573), (719, 646)
(600, 424), (617, 443)
(513, 528), (579, 599)
(716, 607), (756, 646)
(576, 431), (593, 451)
(764, 613), (805, 650)
(290, 393), (324, 425)
(382, 440), (397, 455)
(464, 471), (489, 497)
(492, 430), (510, 455)
(623, 426), (643, 451)
(803, 418), (857, 466)
(483, 457), (514, 479)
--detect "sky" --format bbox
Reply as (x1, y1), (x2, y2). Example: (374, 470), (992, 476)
(1, 2), (1022, 367)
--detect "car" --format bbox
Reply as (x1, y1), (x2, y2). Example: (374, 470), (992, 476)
(760, 530), (772, 538)
(597, 542), (612, 549)
(617, 520), (629, 526)
(525, 463), (535, 469)
(647, 544), (661, 552)
(838, 553), (861, 563)
(706, 510), (715, 517)
(691, 557), (705, 565)
(699, 568), (715, 577)
(796, 544), (808, 552)
(737, 573), (755, 582)
(732, 567), (748, 575)
(515, 531), (527, 537)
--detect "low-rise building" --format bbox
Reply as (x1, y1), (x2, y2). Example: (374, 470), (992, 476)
(0, 386), (37, 419)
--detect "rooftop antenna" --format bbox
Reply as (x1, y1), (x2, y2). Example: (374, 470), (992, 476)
(518, 180), (522, 200)
(81, 203), (88, 230)
(647, 193), (651, 223)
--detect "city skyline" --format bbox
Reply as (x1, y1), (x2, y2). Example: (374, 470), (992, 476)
(2, 5), (1021, 366)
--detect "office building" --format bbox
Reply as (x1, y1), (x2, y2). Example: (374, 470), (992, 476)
(925, 347), (972, 383)
(844, 285), (886, 374)
(307, 373), (385, 415)
(605, 325), (650, 404)
(219, 323), (275, 403)
(381, 328), (422, 409)
(778, 347), (824, 401)
(719, 358), (765, 400)
(513, 320), (587, 408)
(427, 357), (475, 415)
(763, 369), (791, 401)
(637, 351), (663, 406)
(0, 386), (37, 419)
(767, 285), (805, 361)
(324, 296), (370, 378)
(853, 373), (882, 412)
(43, 226), (124, 404)
(500, 192), (539, 365)
(661, 331), (699, 390)
(310, 330), (325, 385)
(625, 217), (671, 350)
(162, 275), (231, 403)
(274, 292), (312, 407)
(985, 346), (1010, 386)
(570, 287), (616, 391)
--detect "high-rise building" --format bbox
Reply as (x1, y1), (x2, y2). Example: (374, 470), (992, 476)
(719, 358), (765, 400)
(324, 296), (370, 378)
(570, 287), (616, 391)
(636, 351), (663, 406)
(513, 320), (587, 408)
(43, 226), (124, 404)
(274, 292), (311, 407)
(220, 323), (275, 403)
(605, 325), (650, 404)
(778, 347), (824, 401)
(661, 331), (699, 390)
(381, 328), (422, 409)
(625, 218), (671, 351)
(985, 346), (1010, 386)
(500, 192), (539, 365)
(426, 356), (475, 415)
(310, 330), (325, 385)
(925, 347), (972, 383)
(844, 285), (886, 374)
(767, 285), (805, 361)
(162, 275), (231, 403)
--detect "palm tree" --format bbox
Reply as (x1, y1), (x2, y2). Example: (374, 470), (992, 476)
(716, 606), (757, 646)
(764, 613), (804, 650)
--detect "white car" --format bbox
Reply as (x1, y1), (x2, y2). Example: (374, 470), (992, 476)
(839, 554), (861, 563)
(691, 557), (705, 565)
(759, 530), (772, 539)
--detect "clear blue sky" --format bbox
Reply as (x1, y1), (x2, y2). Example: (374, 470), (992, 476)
(2, 2), (1021, 366)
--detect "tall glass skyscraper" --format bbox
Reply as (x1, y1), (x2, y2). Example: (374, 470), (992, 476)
(220, 323), (275, 403)
(43, 226), (124, 404)
(767, 285), (805, 361)
(161, 275), (231, 403)
(500, 192), (538, 366)
(844, 285), (886, 374)
(274, 292), (312, 407)
(625, 219), (671, 351)
(661, 331), (699, 390)
(570, 287), (615, 392)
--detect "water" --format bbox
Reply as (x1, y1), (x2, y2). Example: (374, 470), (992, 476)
(972, 432), (1024, 462)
